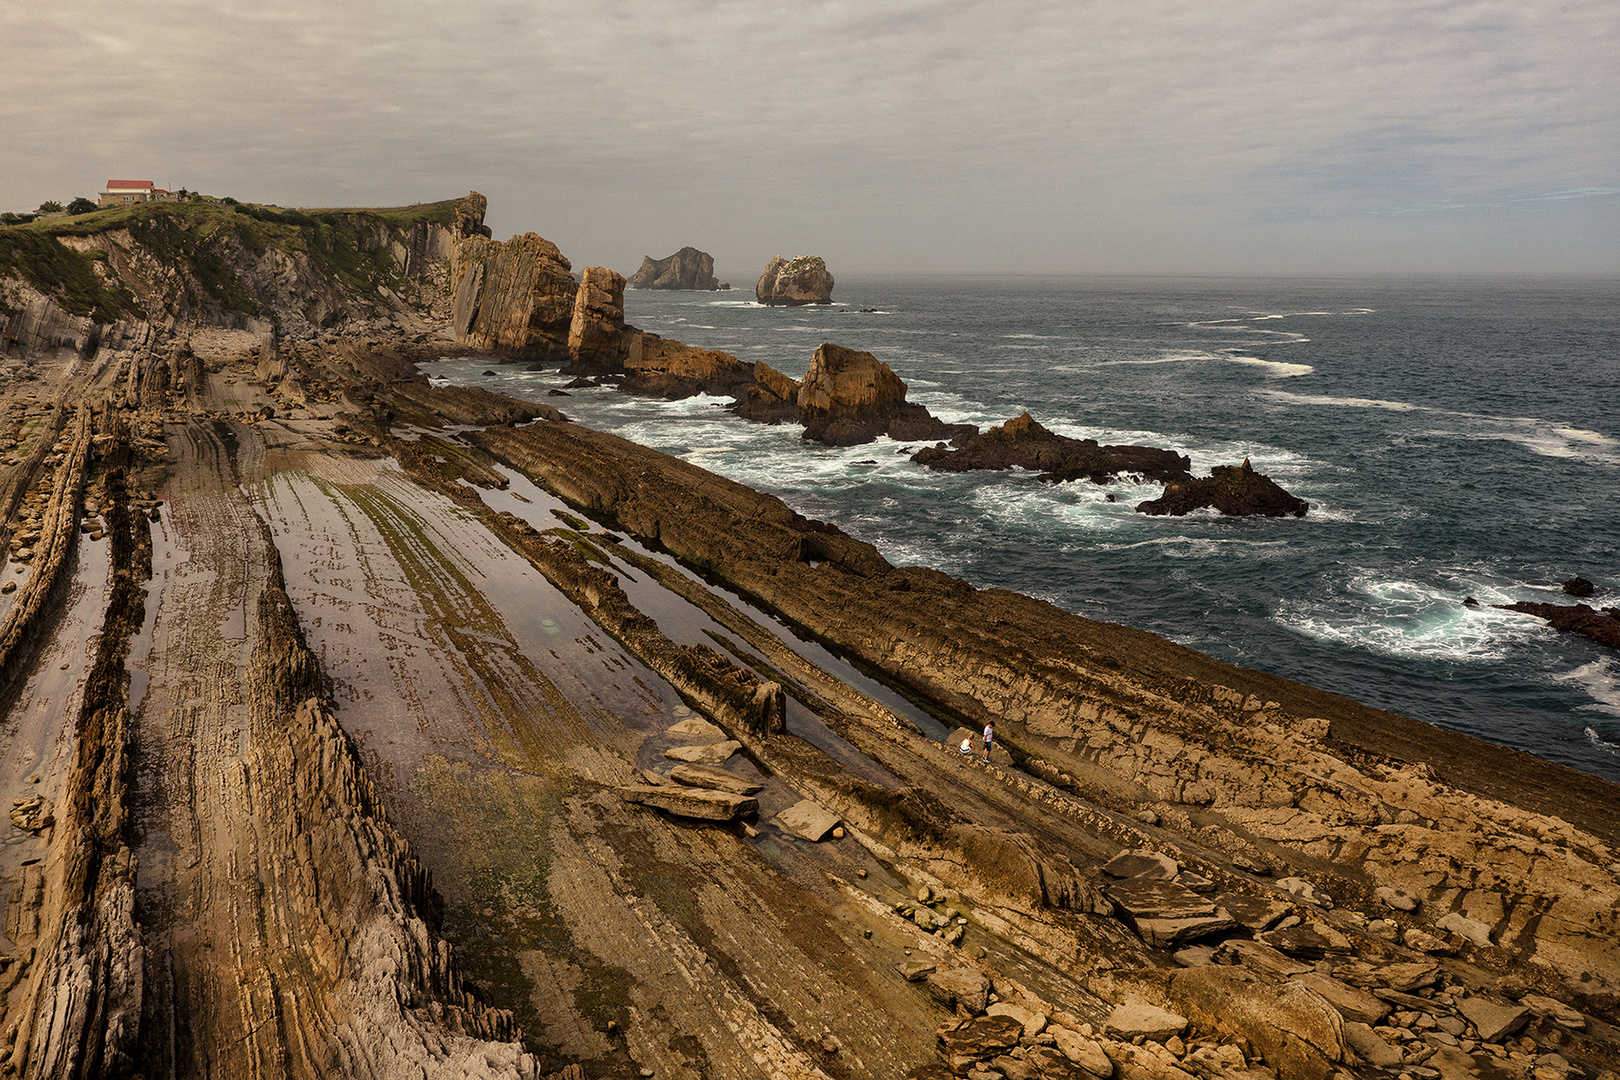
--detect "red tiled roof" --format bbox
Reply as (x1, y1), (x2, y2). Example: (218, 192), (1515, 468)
(106, 180), (155, 189)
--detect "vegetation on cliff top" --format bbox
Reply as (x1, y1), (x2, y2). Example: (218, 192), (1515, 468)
(0, 196), (463, 320)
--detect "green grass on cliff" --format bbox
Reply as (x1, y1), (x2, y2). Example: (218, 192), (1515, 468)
(0, 196), (463, 321)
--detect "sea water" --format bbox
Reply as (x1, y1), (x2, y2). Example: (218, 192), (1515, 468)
(430, 274), (1620, 783)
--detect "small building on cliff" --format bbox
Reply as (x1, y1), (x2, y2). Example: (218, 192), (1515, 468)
(98, 180), (173, 208)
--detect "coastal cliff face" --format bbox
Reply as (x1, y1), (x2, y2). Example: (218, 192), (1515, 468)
(755, 254), (834, 305)
(626, 247), (720, 290)
(0, 196), (1616, 1080)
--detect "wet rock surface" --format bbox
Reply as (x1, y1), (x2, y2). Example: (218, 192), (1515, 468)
(1, 194), (1617, 1080)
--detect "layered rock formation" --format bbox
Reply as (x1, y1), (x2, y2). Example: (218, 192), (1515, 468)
(798, 342), (974, 446)
(1495, 601), (1620, 651)
(1136, 458), (1310, 517)
(914, 411), (1193, 484)
(755, 254), (834, 305)
(2, 194), (1616, 1080)
(626, 246), (720, 290)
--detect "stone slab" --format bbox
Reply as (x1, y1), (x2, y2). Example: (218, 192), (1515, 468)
(666, 717), (726, 740)
(775, 798), (841, 842)
(667, 762), (763, 795)
(1102, 849), (1180, 880)
(1104, 878), (1216, 920)
(617, 785), (757, 821)
(1219, 893), (1293, 931)
(1457, 996), (1531, 1043)
(1293, 972), (1390, 1026)
(663, 740), (741, 765)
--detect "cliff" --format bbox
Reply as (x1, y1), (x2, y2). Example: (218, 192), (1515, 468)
(626, 246), (720, 290)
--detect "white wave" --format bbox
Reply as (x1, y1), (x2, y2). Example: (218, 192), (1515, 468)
(1263, 390), (1427, 412)
(1586, 727), (1620, 753)
(1100, 353), (1210, 366)
(1277, 575), (1547, 663)
(1558, 661), (1620, 719)
(1227, 356), (1315, 377)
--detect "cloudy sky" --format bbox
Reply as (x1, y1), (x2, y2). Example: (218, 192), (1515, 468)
(3, 0), (1616, 278)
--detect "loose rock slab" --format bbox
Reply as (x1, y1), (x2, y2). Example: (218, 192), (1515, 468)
(667, 763), (763, 795)
(775, 798), (841, 841)
(1104, 997), (1187, 1042)
(1102, 849), (1180, 881)
(666, 716), (726, 740)
(663, 740), (741, 766)
(618, 784), (757, 821)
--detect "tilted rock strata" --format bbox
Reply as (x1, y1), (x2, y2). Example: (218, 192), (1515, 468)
(468, 414), (1620, 1021)
(755, 254), (834, 305)
(797, 342), (975, 446)
(914, 411), (1193, 484)
(452, 230), (577, 361)
(627, 246), (720, 290)
(1136, 458), (1309, 517)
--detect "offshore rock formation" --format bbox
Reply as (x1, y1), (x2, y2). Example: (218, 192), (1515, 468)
(1136, 458), (1310, 517)
(1495, 601), (1620, 651)
(798, 342), (974, 446)
(453, 229), (577, 363)
(3, 194), (1617, 1080)
(914, 412), (1192, 484)
(626, 246), (720, 290)
(755, 254), (834, 305)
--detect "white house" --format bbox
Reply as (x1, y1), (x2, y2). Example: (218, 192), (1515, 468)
(98, 180), (172, 208)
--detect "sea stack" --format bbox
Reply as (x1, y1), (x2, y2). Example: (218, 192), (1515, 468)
(627, 246), (720, 290)
(756, 255), (834, 305)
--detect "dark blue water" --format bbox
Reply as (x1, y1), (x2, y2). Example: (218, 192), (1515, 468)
(431, 274), (1620, 782)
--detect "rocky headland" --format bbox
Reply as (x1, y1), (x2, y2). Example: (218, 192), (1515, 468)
(626, 247), (723, 291)
(756, 254), (835, 305)
(0, 193), (1616, 1080)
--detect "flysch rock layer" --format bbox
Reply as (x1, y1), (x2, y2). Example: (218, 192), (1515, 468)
(0, 194), (1616, 1080)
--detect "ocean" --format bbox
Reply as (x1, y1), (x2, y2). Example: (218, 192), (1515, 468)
(429, 274), (1620, 784)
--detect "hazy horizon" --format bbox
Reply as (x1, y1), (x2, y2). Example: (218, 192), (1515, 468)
(4, 0), (1615, 279)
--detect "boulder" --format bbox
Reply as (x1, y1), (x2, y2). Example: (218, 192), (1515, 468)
(1435, 910), (1495, 949)
(775, 798), (841, 841)
(1169, 966), (1344, 1080)
(1272, 876), (1333, 909)
(1105, 878), (1235, 946)
(627, 247), (720, 291)
(663, 740), (742, 765)
(1049, 1026), (1116, 1078)
(667, 763), (763, 796)
(1341, 1022), (1404, 1070)
(1214, 939), (1312, 982)
(1457, 995), (1531, 1042)
(666, 716), (727, 740)
(756, 255), (834, 305)
(1330, 960), (1439, 992)
(1103, 997), (1187, 1042)
(1375, 885), (1421, 912)
(1521, 994), (1585, 1030)
(730, 360), (802, 424)
(1562, 576), (1595, 598)
(617, 784), (757, 821)
(1136, 459), (1308, 518)
(1219, 894), (1292, 931)
(986, 1001), (1048, 1039)
(925, 967), (991, 1013)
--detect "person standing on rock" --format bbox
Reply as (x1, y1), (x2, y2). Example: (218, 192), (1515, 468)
(982, 722), (994, 762)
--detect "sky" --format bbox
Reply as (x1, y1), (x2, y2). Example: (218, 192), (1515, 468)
(2, 0), (1616, 278)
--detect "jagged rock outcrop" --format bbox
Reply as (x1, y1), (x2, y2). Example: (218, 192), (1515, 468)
(798, 342), (975, 446)
(627, 247), (720, 290)
(621, 336), (755, 399)
(1495, 601), (1620, 650)
(730, 361), (802, 423)
(565, 266), (639, 372)
(1136, 458), (1309, 517)
(914, 411), (1193, 484)
(755, 255), (834, 305)
(452, 230), (577, 361)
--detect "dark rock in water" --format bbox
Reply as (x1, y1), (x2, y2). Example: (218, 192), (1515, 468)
(524, 362), (547, 372)
(623, 336), (757, 400)
(1495, 601), (1620, 651)
(481, 370), (497, 376)
(564, 377), (596, 388)
(627, 246), (720, 291)
(1564, 577), (1596, 598)
(1136, 458), (1308, 518)
(548, 389), (570, 397)
(1464, 597), (1480, 607)
(756, 255), (834, 306)
(914, 411), (1191, 485)
(798, 343), (973, 446)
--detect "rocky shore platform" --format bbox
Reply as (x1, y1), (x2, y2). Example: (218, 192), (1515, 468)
(0, 194), (1615, 1080)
